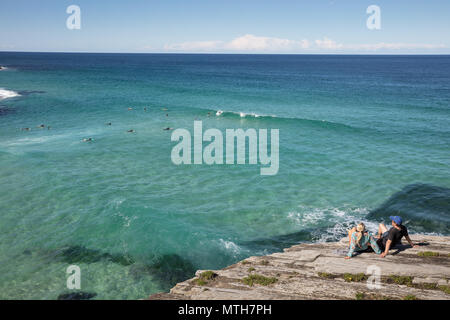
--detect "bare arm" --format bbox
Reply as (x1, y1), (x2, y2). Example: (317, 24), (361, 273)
(405, 235), (418, 248)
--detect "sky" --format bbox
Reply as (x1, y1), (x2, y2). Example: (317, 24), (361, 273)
(0, 0), (449, 54)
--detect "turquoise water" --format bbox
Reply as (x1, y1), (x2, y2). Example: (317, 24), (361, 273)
(0, 53), (449, 299)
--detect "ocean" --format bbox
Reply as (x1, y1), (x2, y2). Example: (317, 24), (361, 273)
(0, 53), (449, 299)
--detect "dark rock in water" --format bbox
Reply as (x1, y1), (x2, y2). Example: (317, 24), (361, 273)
(150, 254), (197, 284)
(46, 246), (195, 291)
(57, 292), (97, 300)
(0, 106), (14, 116)
(56, 249), (196, 291)
(367, 184), (450, 234)
(23, 249), (32, 256)
(17, 90), (46, 96)
(129, 254), (197, 291)
(55, 245), (135, 266)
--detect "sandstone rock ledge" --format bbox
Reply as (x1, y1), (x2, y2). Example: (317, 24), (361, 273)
(149, 235), (450, 300)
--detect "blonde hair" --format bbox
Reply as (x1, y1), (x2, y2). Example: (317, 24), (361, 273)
(355, 223), (366, 248)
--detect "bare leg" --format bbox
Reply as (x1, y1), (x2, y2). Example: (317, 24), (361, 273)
(377, 223), (388, 238)
(348, 227), (356, 246)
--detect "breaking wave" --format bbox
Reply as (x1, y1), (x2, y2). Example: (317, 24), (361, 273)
(213, 108), (365, 132)
(0, 88), (20, 100)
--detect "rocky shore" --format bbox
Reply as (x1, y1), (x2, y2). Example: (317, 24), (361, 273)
(149, 234), (450, 300)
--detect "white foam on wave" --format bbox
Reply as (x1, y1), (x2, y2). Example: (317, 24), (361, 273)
(0, 134), (73, 147)
(239, 112), (261, 118)
(234, 111), (264, 118)
(0, 126), (111, 149)
(116, 212), (138, 228)
(286, 205), (440, 245)
(286, 206), (381, 243)
(218, 239), (242, 257)
(215, 109), (274, 118)
(0, 88), (20, 100)
(108, 198), (138, 228)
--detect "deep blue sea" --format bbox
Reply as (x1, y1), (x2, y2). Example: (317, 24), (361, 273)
(0, 53), (449, 299)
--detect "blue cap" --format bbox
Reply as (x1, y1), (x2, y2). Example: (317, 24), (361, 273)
(390, 216), (402, 225)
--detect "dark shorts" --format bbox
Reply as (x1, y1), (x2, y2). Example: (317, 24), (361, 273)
(377, 232), (389, 250)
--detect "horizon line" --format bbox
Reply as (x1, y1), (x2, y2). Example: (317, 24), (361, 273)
(1, 50), (450, 56)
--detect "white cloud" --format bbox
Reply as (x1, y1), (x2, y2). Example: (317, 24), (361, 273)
(313, 38), (446, 51)
(164, 40), (223, 51)
(224, 34), (309, 51)
(164, 34), (309, 52)
(162, 34), (446, 53)
(314, 37), (343, 50)
(345, 42), (447, 51)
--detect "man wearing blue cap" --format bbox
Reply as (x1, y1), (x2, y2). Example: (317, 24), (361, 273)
(376, 216), (417, 258)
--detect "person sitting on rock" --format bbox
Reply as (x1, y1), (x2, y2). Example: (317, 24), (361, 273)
(345, 223), (381, 259)
(376, 216), (417, 258)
